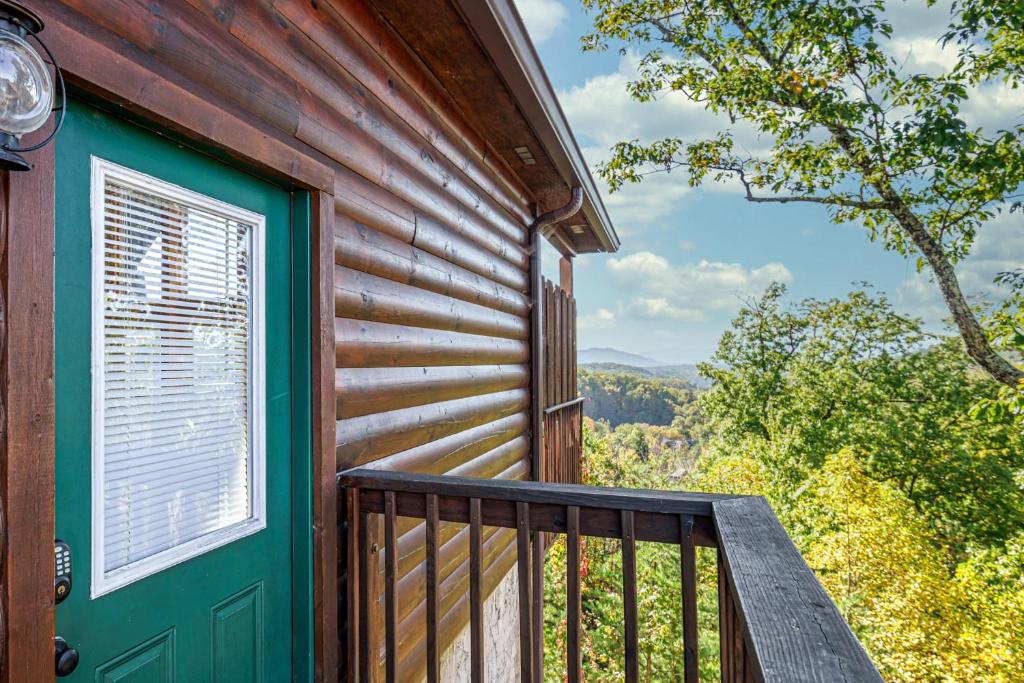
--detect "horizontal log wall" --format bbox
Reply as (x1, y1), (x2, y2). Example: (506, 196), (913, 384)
(38, 1), (537, 681)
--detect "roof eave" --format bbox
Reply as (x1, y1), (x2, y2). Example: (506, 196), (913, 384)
(452, 0), (620, 254)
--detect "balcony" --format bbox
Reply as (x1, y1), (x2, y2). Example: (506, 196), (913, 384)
(338, 469), (884, 683)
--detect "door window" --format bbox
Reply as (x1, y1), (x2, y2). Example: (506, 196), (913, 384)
(90, 157), (266, 597)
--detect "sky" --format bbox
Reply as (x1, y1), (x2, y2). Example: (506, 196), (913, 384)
(514, 0), (1024, 364)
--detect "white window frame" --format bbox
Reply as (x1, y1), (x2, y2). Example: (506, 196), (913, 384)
(90, 157), (267, 598)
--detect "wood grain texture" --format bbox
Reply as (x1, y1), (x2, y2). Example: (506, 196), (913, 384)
(336, 389), (530, 467)
(335, 218), (528, 316)
(312, 191), (340, 683)
(713, 497), (884, 683)
(334, 266), (527, 339)
(1, 138), (56, 683)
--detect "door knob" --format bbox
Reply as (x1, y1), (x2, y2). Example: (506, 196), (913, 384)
(55, 636), (79, 677)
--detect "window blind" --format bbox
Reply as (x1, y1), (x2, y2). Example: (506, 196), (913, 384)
(92, 159), (265, 592)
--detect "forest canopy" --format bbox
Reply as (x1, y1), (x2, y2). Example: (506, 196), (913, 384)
(567, 286), (1024, 681)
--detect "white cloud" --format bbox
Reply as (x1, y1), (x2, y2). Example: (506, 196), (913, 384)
(578, 307), (616, 330)
(558, 52), (764, 234)
(679, 240), (697, 252)
(513, 0), (568, 44)
(606, 251), (793, 321)
(627, 297), (705, 322)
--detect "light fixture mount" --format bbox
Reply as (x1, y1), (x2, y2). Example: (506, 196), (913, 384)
(0, 1), (43, 35)
(0, 1), (63, 172)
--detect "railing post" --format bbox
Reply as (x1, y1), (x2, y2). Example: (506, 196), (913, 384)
(383, 492), (398, 683)
(345, 487), (361, 683)
(621, 510), (639, 683)
(566, 506), (582, 682)
(680, 515), (699, 683)
(424, 494), (440, 683)
(516, 502), (534, 682)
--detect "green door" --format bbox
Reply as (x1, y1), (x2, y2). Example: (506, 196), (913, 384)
(54, 100), (293, 682)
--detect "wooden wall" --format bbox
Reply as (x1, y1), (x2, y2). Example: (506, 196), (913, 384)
(30, 0), (540, 680)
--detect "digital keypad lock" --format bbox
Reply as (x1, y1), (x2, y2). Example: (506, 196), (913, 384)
(54, 539), (72, 604)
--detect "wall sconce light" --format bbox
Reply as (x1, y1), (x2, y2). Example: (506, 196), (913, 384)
(0, 1), (64, 171)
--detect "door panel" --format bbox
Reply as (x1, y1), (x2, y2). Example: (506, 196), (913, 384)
(55, 99), (292, 681)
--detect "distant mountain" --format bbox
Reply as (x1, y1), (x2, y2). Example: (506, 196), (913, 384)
(577, 347), (664, 367)
(579, 361), (709, 388)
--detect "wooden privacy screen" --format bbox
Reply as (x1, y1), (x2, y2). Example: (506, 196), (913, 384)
(542, 279), (581, 486)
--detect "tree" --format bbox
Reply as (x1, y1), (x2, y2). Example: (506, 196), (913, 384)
(699, 285), (1024, 553)
(582, 0), (1024, 388)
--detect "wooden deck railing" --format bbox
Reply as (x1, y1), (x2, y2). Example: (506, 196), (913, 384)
(338, 470), (884, 683)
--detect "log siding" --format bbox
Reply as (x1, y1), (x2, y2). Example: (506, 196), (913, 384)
(3, 0), (590, 679)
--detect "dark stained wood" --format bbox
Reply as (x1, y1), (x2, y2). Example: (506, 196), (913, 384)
(337, 364), (528, 420)
(469, 498), (484, 682)
(341, 471), (885, 683)
(566, 505), (581, 682)
(413, 212), (528, 292)
(37, 2), (333, 192)
(363, 413), (527, 477)
(335, 389), (530, 467)
(559, 256), (573, 294)
(368, 0), (572, 216)
(334, 218), (529, 317)
(2, 136), (56, 683)
(280, 0), (533, 216)
(335, 266), (527, 339)
(424, 495), (440, 683)
(384, 492), (398, 682)
(621, 510), (639, 683)
(541, 278), (581, 487)
(347, 488), (362, 683)
(336, 319), (528, 368)
(530, 528), (544, 683)
(311, 190), (341, 683)
(679, 515), (699, 683)
(515, 502), (532, 682)
(343, 470), (733, 518)
(714, 497), (885, 683)
(25, 0), (589, 679)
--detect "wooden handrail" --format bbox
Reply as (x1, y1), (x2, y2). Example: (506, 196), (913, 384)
(714, 497), (885, 683)
(339, 470), (884, 683)
(543, 395), (585, 414)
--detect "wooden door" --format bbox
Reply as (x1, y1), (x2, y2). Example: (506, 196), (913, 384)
(53, 99), (293, 682)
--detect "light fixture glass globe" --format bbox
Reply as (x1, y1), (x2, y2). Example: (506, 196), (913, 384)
(0, 29), (52, 136)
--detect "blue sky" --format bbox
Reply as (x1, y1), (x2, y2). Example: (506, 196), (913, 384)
(515, 0), (1024, 364)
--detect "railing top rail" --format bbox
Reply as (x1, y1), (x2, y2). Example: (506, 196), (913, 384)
(714, 497), (885, 683)
(340, 468), (742, 518)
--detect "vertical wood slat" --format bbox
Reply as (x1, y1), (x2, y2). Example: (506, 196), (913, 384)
(358, 510), (372, 683)
(566, 505), (582, 682)
(680, 515), (700, 683)
(311, 191), (338, 683)
(516, 502), (533, 682)
(3, 141), (57, 683)
(425, 494), (440, 683)
(383, 492), (398, 683)
(718, 550), (728, 683)
(531, 528), (545, 683)
(621, 510), (639, 683)
(469, 498), (484, 682)
(346, 488), (361, 683)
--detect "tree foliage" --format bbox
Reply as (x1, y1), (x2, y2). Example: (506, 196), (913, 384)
(700, 285), (1024, 552)
(550, 286), (1024, 682)
(581, 0), (1024, 389)
(578, 368), (697, 427)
